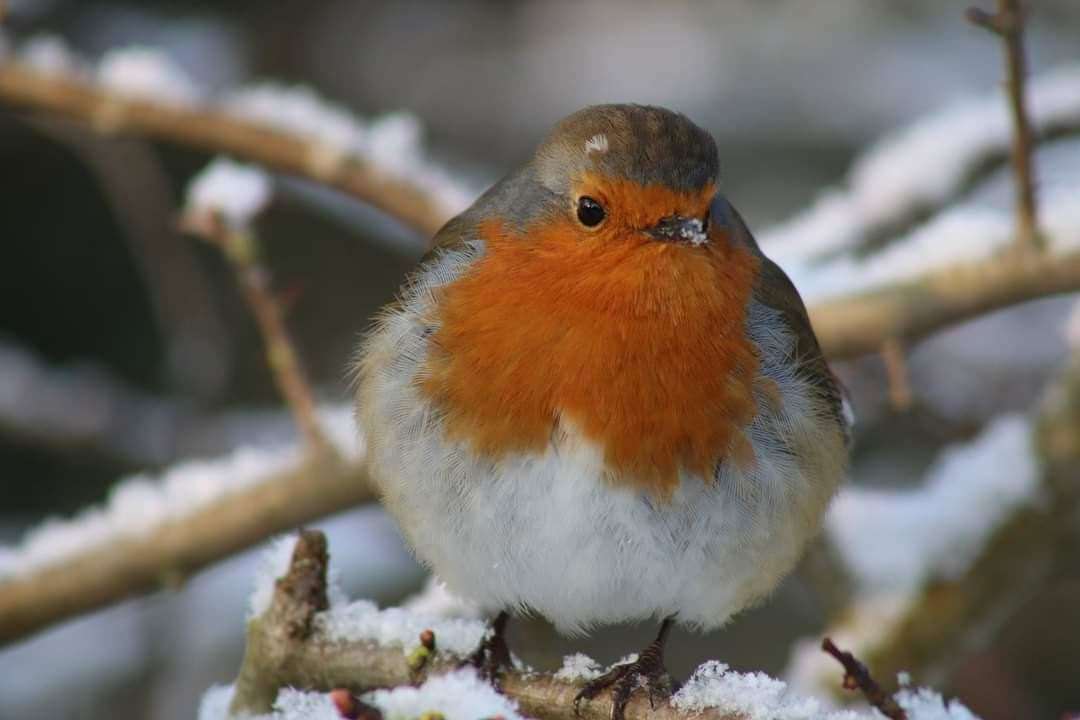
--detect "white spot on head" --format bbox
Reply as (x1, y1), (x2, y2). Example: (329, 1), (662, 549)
(584, 134), (609, 155)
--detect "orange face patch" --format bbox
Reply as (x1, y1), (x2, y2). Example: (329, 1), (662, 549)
(419, 185), (761, 497)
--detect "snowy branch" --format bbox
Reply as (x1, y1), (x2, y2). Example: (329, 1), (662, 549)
(761, 63), (1080, 264)
(811, 241), (1080, 359)
(0, 427), (372, 645)
(0, 57), (467, 237)
(211, 530), (975, 720)
(788, 347), (1080, 702)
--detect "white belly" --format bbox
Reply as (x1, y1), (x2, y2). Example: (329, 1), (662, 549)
(356, 243), (845, 634)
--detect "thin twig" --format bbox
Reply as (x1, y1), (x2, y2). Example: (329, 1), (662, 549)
(0, 63), (456, 237)
(880, 338), (914, 410)
(821, 637), (907, 720)
(187, 213), (334, 458)
(967, 0), (1042, 252)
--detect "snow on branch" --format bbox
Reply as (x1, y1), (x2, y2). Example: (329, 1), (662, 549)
(787, 349), (1080, 703)
(0, 405), (371, 644)
(0, 38), (472, 237)
(807, 183), (1080, 358)
(762, 63), (1080, 265)
(208, 530), (981, 720)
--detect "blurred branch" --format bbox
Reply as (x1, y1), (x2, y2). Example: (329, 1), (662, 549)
(228, 529), (740, 720)
(967, 0), (1042, 252)
(808, 347), (1080, 696)
(186, 212), (334, 458)
(0, 336), (181, 466)
(0, 62), (454, 237)
(811, 245), (1080, 359)
(0, 452), (372, 645)
(27, 116), (231, 399)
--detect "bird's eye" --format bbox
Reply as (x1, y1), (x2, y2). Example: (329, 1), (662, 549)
(576, 196), (606, 227)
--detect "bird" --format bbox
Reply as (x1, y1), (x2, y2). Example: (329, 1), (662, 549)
(354, 104), (850, 719)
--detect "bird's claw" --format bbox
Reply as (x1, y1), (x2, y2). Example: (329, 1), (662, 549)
(458, 612), (512, 685)
(573, 655), (675, 720)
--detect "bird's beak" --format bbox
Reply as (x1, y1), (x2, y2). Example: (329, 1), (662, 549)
(646, 215), (709, 246)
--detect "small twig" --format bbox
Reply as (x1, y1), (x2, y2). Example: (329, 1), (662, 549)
(967, 0), (1042, 252)
(880, 338), (913, 410)
(821, 637), (907, 720)
(186, 213), (334, 458)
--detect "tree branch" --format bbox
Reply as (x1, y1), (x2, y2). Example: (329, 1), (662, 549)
(228, 529), (741, 720)
(0, 63), (456, 237)
(0, 452), (371, 645)
(810, 245), (1080, 360)
(967, 0), (1042, 252)
(188, 213), (335, 458)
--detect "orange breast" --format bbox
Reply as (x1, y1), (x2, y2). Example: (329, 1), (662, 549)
(420, 217), (761, 497)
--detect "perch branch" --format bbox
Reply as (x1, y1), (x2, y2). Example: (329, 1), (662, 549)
(967, 0), (1042, 252)
(0, 63), (455, 237)
(0, 452), (372, 645)
(187, 213), (334, 458)
(229, 529), (740, 720)
(821, 638), (907, 720)
(810, 245), (1080, 360)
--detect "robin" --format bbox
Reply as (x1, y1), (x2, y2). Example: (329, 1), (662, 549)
(355, 104), (850, 718)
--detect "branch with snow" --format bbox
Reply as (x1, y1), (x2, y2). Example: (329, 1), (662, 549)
(208, 529), (980, 720)
(761, 63), (1080, 265)
(182, 159), (334, 458)
(807, 185), (1080, 359)
(787, 347), (1080, 703)
(0, 406), (371, 645)
(0, 42), (471, 237)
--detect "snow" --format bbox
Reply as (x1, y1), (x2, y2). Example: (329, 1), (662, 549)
(1065, 297), (1080, 350)
(224, 82), (473, 215)
(763, 63), (1080, 266)
(402, 575), (484, 620)
(368, 669), (523, 720)
(553, 652), (604, 682)
(248, 533), (348, 619)
(97, 46), (203, 105)
(789, 182), (1080, 303)
(200, 670), (523, 720)
(827, 415), (1039, 595)
(0, 405), (357, 581)
(315, 598), (487, 657)
(185, 157), (272, 228)
(0, 445), (296, 581)
(675, 660), (979, 720)
(785, 415), (1039, 702)
(19, 34), (79, 77)
(897, 687), (980, 720)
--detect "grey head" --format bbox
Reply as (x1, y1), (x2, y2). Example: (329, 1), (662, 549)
(435, 104), (723, 244)
(532, 104), (720, 196)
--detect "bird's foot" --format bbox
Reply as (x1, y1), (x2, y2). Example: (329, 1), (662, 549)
(459, 611), (512, 683)
(574, 619), (677, 720)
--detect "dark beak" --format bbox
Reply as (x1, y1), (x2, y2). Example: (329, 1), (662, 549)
(647, 215), (709, 246)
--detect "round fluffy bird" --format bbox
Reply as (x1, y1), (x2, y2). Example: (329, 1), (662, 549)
(355, 104), (850, 717)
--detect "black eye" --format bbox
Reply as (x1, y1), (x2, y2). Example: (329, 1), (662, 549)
(576, 196), (606, 227)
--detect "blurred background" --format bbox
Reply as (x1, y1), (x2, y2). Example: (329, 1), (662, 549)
(1, 1), (1079, 719)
